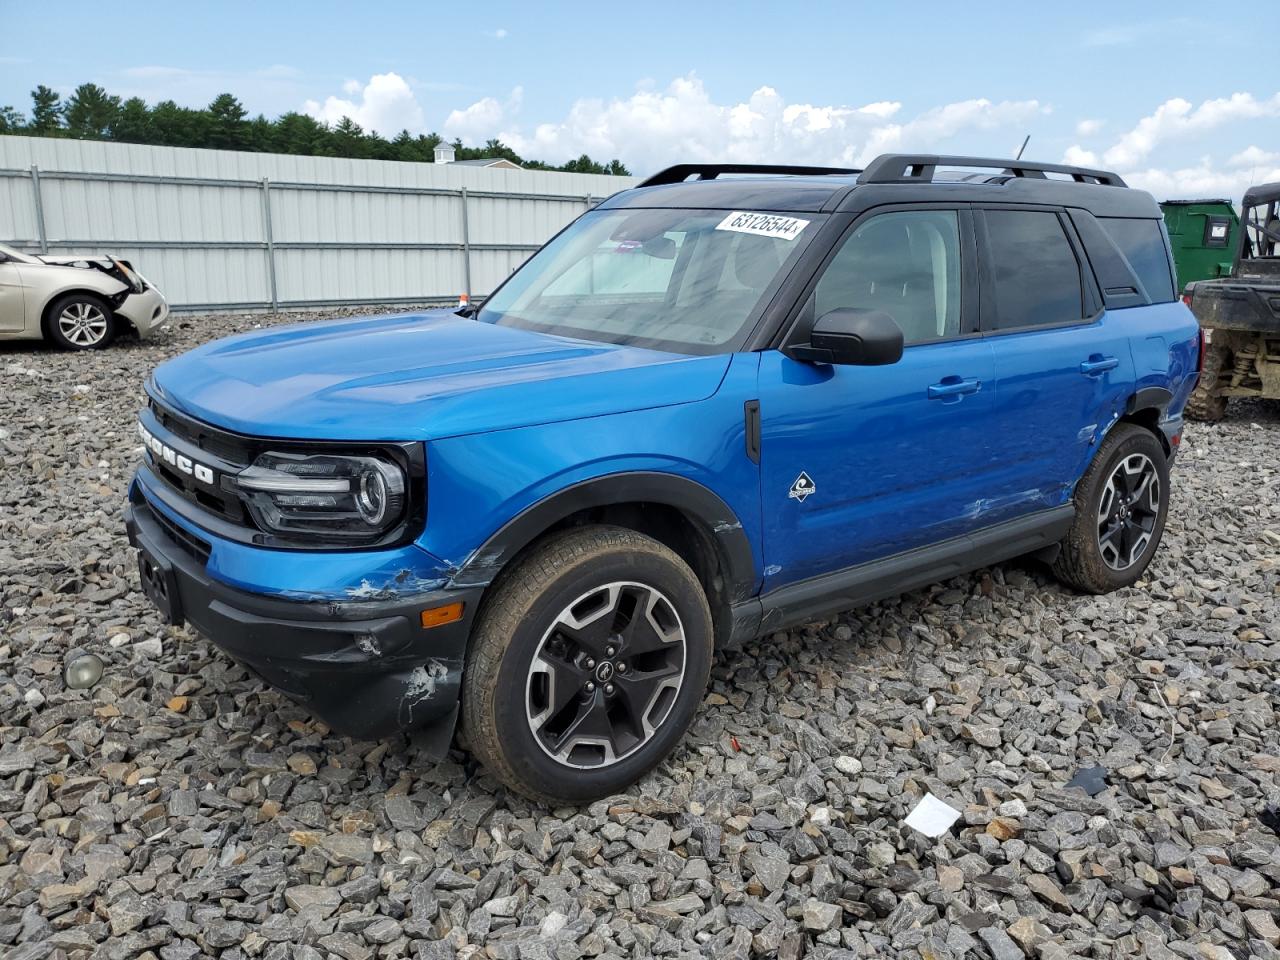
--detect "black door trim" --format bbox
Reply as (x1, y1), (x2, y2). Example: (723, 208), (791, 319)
(729, 504), (1073, 641)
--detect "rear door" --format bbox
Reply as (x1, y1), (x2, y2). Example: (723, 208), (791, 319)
(757, 205), (998, 589)
(976, 206), (1136, 522)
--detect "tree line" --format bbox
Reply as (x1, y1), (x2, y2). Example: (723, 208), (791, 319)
(0, 84), (631, 176)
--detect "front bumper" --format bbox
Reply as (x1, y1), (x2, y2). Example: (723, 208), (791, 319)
(124, 492), (479, 742)
(116, 287), (170, 338)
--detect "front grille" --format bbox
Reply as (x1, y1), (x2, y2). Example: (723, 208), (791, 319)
(143, 399), (252, 527)
(150, 399), (252, 464)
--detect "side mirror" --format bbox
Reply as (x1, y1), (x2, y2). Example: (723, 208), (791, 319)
(790, 308), (904, 365)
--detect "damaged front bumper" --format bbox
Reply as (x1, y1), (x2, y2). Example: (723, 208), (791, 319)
(124, 493), (478, 747)
(116, 286), (171, 338)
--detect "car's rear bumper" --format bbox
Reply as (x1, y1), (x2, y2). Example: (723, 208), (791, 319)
(117, 287), (170, 338)
(124, 491), (479, 743)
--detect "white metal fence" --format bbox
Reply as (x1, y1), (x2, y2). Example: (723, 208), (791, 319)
(0, 136), (637, 312)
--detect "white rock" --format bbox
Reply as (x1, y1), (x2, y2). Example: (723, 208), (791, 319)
(835, 755), (863, 776)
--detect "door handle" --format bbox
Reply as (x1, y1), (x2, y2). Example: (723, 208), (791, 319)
(1080, 355), (1119, 376)
(927, 377), (981, 400)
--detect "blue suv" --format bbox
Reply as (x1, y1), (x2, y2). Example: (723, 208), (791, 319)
(126, 154), (1201, 803)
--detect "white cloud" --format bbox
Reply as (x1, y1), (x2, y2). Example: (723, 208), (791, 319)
(491, 28), (508, 39)
(288, 73), (1280, 203)
(1229, 145), (1280, 168)
(1057, 93), (1280, 198)
(1124, 160), (1280, 200)
(1103, 92), (1280, 168)
(1082, 25), (1142, 47)
(444, 87), (523, 143)
(439, 75), (1045, 171)
(1062, 145), (1099, 167)
(304, 72), (424, 135)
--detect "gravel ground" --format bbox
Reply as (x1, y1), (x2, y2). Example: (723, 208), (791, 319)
(2, 310), (1278, 960)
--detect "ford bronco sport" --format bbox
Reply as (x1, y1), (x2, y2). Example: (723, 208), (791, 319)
(125, 154), (1201, 804)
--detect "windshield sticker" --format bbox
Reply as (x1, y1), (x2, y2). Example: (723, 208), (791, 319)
(716, 211), (810, 241)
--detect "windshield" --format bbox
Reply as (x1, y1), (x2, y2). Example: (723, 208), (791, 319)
(477, 207), (822, 354)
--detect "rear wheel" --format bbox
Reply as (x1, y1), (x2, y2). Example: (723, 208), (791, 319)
(1052, 424), (1169, 594)
(46, 293), (116, 350)
(1186, 335), (1229, 422)
(462, 526), (713, 805)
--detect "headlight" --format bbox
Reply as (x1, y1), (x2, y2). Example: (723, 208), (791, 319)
(229, 451), (408, 542)
(111, 257), (145, 293)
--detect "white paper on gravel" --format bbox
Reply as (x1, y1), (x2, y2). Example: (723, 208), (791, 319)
(903, 792), (962, 838)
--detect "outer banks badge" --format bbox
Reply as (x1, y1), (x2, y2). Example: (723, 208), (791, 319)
(789, 472), (816, 502)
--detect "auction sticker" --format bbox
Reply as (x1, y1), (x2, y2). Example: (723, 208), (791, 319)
(715, 211), (810, 241)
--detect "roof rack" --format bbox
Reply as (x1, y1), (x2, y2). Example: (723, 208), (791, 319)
(858, 154), (1127, 188)
(638, 163), (860, 188)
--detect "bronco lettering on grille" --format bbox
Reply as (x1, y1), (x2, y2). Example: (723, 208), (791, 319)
(138, 421), (217, 486)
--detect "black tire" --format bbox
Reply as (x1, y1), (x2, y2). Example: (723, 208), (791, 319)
(462, 525), (713, 805)
(45, 292), (116, 350)
(1185, 336), (1229, 422)
(1052, 423), (1170, 594)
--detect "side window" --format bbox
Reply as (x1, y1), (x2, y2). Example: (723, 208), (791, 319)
(984, 210), (1084, 330)
(814, 209), (962, 345)
(1098, 217), (1176, 303)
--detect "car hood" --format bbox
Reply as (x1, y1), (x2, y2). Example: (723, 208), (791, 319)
(150, 310), (731, 441)
(36, 254), (115, 266)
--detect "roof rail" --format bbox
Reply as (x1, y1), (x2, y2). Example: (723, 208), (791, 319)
(858, 154), (1127, 188)
(638, 163), (860, 188)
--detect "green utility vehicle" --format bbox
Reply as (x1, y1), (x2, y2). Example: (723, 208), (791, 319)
(1183, 182), (1280, 421)
(1160, 198), (1240, 291)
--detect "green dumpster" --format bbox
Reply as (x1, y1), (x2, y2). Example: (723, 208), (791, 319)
(1160, 199), (1239, 292)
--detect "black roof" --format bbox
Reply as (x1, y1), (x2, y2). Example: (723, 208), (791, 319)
(602, 154), (1162, 219)
(1242, 182), (1280, 208)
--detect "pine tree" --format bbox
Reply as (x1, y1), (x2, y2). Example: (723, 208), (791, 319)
(64, 83), (122, 139)
(274, 112), (329, 155)
(0, 105), (23, 133)
(110, 97), (153, 143)
(207, 93), (248, 150)
(29, 85), (63, 133)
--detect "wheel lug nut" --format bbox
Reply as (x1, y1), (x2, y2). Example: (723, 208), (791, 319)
(604, 683), (614, 695)
(617, 662), (627, 674)
(585, 658), (595, 669)
(606, 646), (616, 657)
(585, 681), (595, 692)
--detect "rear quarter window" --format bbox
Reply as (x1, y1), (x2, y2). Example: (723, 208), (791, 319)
(1098, 217), (1176, 304)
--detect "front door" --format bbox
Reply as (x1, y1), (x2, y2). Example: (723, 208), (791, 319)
(757, 207), (997, 590)
(0, 260), (26, 333)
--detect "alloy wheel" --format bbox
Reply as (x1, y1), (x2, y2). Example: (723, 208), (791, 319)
(1096, 452), (1160, 571)
(526, 581), (686, 769)
(58, 302), (109, 347)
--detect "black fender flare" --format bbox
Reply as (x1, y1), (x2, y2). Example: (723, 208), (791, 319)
(1121, 386), (1177, 456)
(449, 471), (757, 603)
(1126, 386), (1173, 417)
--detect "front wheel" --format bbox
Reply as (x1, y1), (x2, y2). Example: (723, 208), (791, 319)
(1052, 423), (1170, 593)
(462, 526), (713, 805)
(46, 293), (116, 350)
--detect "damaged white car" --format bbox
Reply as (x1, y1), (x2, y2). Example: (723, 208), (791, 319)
(0, 243), (169, 350)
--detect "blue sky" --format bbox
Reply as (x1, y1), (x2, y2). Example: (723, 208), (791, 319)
(3, 0), (1279, 197)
